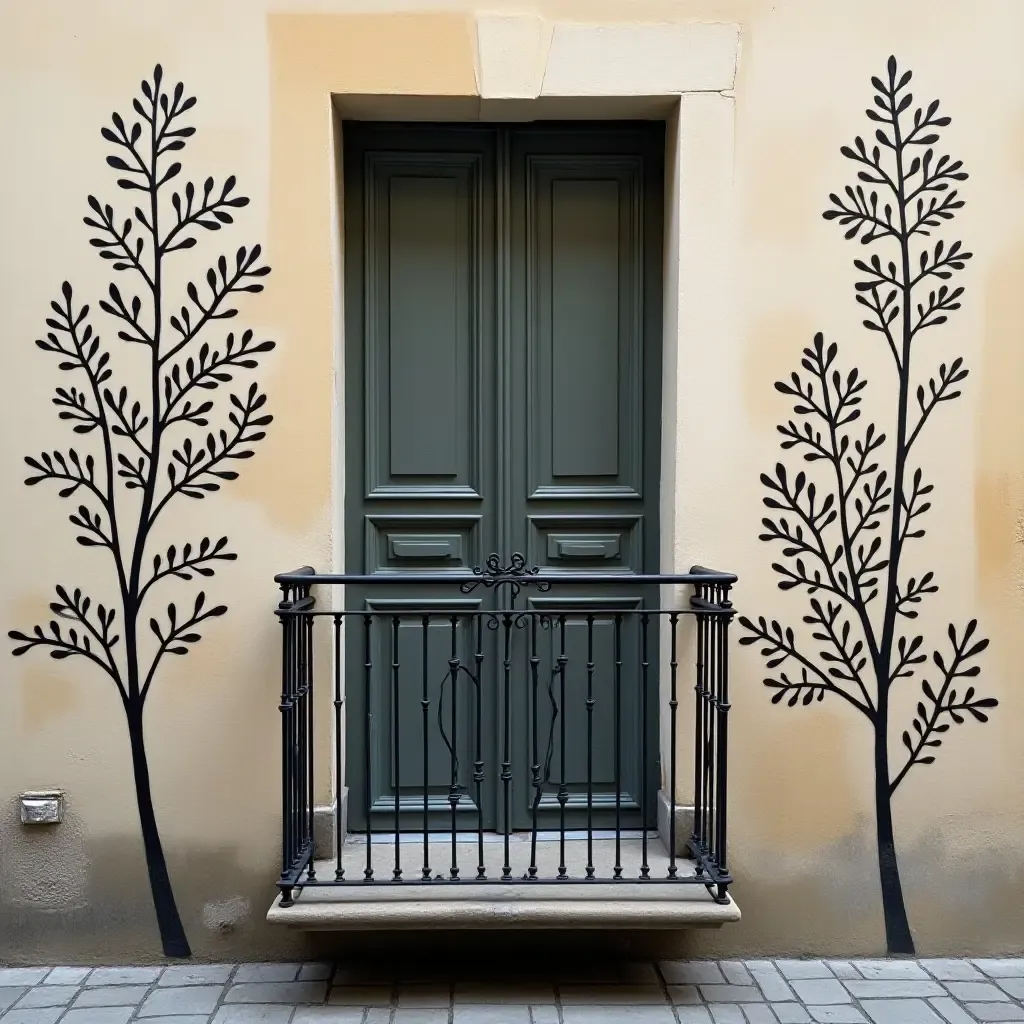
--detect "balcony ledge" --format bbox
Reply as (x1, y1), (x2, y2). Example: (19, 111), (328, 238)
(267, 835), (740, 931)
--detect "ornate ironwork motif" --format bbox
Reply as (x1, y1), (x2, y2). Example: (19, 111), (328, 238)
(460, 552), (552, 605)
(739, 56), (996, 956)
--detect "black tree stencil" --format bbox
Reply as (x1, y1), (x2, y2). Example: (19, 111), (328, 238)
(739, 57), (997, 954)
(9, 66), (273, 958)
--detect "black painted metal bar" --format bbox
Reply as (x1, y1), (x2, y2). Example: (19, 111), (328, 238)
(276, 569), (737, 587)
(333, 613), (344, 880)
(305, 610), (316, 881)
(668, 611), (679, 879)
(473, 615), (485, 880)
(613, 612), (623, 880)
(529, 613), (540, 879)
(640, 612), (650, 879)
(585, 614), (595, 880)
(363, 613), (373, 881)
(557, 614), (568, 881)
(716, 584), (733, 899)
(449, 614), (460, 880)
(421, 614), (430, 881)
(278, 585), (292, 901)
(391, 615), (402, 880)
(501, 613), (512, 879)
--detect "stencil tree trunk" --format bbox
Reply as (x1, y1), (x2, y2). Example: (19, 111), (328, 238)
(10, 65), (274, 958)
(739, 56), (996, 955)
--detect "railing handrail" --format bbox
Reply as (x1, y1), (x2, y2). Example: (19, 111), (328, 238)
(275, 565), (738, 587)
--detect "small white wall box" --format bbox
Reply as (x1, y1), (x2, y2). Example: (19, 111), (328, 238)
(19, 791), (64, 825)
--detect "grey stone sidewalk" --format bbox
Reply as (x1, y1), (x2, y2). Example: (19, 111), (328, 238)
(1, 959), (1023, 1024)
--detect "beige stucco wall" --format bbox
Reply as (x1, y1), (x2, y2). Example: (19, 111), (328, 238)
(0, 0), (1022, 961)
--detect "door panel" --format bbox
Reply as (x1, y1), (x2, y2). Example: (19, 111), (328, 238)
(345, 123), (662, 834)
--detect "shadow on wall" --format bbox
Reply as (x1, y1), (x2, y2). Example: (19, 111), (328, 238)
(8, 65), (275, 958)
(740, 56), (997, 955)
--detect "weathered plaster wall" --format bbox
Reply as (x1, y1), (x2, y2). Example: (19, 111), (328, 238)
(0, 0), (1021, 961)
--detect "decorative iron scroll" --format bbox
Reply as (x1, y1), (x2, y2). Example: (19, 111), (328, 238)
(460, 552), (552, 604)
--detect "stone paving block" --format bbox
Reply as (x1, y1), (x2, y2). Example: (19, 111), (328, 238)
(139, 985), (225, 1016)
(677, 1010), (714, 1024)
(965, 1006), (1024, 1022)
(43, 967), (92, 986)
(824, 963), (860, 982)
(0, 970), (49, 987)
(327, 986), (392, 1006)
(160, 966), (235, 986)
(558, 984), (667, 1004)
(974, 961), (1024, 979)
(530, 1008), (560, 1024)
(861, 999), (943, 1023)
(86, 968), (162, 987)
(365, 1012), (391, 1024)
(776, 963), (834, 982)
(709, 1007), (746, 1024)
(224, 982), (327, 1005)
(86, 970), (161, 987)
(0, 988), (27, 1011)
(62, 1010), (136, 1024)
(453, 1007), (532, 1024)
(844, 981), (944, 999)
(0, 1009), (64, 1024)
(661, 962), (726, 985)
(998, 978), (1024, 999)
(921, 960), (985, 982)
(73, 985), (151, 1007)
(667, 985), (701, 1004)
(561, 1008), (677, 1023)
(137, 1018), (210, 1024)
(722, 963), (754, 986)
(808, 1009), (867, 1023)
(292, 1010), (366, 1024)
(213, 1006), (296, 1024)
(929, 997), (977, 1024)
(750, 964), (795, 1002)
(392, 1010), (449, 1023)
(232, 965), (302, 984)
(298, 965), (333, 982)
(454, 984), (556, 1004)
(851, 961), (930, 981)
(16, 986), (80, 1008)
(397, 984), (451, 1007)
(772, 1007), (811, 1024)
(944, 981), (1010, 1001)
(789, 981), (850, 1005)
(741, 1006), (779, 1023)
(699, 985), (766, 1003)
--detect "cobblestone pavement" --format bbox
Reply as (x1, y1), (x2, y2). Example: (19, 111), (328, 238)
(1, 959), (1023, 1024)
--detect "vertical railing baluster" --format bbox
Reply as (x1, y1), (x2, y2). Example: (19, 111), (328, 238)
(421, 615), (431, 880)
(363, 613), (374, 881)
(693, 591), (706, 873)
(391, 616), (402, 880)
(668, 611), (679, 879)
(640, 612), (650, 879)
(333, 613), (344, 880)
(474, 615), (485, 880)
(292, 594), (302, 873)
(501, 613), (513, 879)
(449, 615), (461, 879)
(306, 609), (316, 881)
(556, 615), (568, 880)
(585, 614), (595, 880)
(278, 587), (293, 903)
(705, 590), (718, 866)
(613, 613), (623, 880)
(715, 585), (733, 898)
(529, 613), (540, 879)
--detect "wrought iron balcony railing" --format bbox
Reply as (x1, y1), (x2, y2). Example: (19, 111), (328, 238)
(274, 558), (736, 908)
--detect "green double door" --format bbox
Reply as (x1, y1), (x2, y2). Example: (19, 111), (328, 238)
(344, 122), (664, 834)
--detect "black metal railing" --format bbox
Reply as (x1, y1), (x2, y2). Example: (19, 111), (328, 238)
(274, 556), (736, 906)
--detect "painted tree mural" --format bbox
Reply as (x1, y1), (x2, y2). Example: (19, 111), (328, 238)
(739, 57), (997, 954)
(9, 66), (273, 957)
